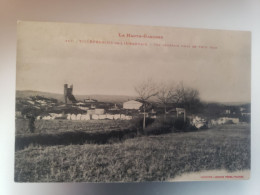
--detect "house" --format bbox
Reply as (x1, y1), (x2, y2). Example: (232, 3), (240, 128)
(176, 108), (186, 121)
(15, 111), (22, 118)
(95, 108), (105, 115)
(240, 107), (246, 112)
(241, 112), (250, 116)
(123, 100), (143, 110)
(84, 98), (98, 103)
(217, 117), (239, 125)
(225, 109), (231, 114)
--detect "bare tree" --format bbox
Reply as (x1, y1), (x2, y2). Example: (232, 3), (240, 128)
(170, 82), (200, 113)
(156, 82), (175, 119)
(135, 79), (158, 130)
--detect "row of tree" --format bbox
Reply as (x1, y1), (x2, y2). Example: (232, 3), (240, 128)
(134, 79), (201, 129)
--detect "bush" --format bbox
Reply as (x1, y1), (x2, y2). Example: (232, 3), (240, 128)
(140, 117), (197, 135)
(226, 120), (234, 125)
(173, 118), (187, 130)
(240, 116), (250, 123)
(129, 117), (155, 134)
(173, 118), (196, 131)
(143, 117), (174, 135)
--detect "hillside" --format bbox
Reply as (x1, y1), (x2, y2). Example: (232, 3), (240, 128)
(16, 90), (136, 103)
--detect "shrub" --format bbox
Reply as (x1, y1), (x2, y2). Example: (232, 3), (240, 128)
(226, 120), (234, 125)
(240, 116), (250, 123)
(173, 118), (187, 130)
(129, 117), (155, 134)
(143, 117), (174, 135)
(173, 118), (196, 131)
(142, 117), (197, 135)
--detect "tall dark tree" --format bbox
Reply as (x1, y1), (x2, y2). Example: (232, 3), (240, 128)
(156, 82), (175, 119)
(135, 79), (158, 130)
(170, 82), (200, 113)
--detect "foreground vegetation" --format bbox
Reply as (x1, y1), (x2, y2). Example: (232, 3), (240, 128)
(15, 123), (250, 182)
(15, 119), (132, 134)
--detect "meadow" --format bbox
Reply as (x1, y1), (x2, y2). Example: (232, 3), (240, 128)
(16, 119), (132, 134)
(15, 122), (250, 182)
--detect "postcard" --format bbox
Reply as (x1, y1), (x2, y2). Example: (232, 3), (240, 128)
(15, 21), (251, 182)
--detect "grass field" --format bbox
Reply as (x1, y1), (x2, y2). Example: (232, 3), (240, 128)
(15, 123), (250, 182)
(16, 119), (132, 134)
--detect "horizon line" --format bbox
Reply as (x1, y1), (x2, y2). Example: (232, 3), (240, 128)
(16, 89), (251, 104)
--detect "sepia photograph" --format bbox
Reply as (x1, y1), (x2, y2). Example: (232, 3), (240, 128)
(15, 21), (251, 182)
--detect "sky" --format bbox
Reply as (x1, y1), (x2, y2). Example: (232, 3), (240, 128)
(16, 21), (251, 103)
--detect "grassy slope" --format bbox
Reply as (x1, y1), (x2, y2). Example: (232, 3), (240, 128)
(15, 123), (250, 182)
(16, 119), (132, 134)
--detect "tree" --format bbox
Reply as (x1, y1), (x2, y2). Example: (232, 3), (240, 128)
(170, 82), (200, 113)
(21, 107), (40, 133)
(156, 82), (175, 119)
(135, 79), (158, 130)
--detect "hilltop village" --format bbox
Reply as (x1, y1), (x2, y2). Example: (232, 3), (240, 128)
(16, 84), (250, 130)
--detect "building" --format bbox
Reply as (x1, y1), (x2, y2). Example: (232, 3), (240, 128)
(123, 100), (142, 110)
(84, 98), (98, 103)
(225, 109), (231, 114)
(95, 108), (105, 115)
(64, 84), (77, 104)
(176, 108), (186, 122)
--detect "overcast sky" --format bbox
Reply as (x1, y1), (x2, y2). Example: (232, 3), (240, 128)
(16, 21), (251, 103)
